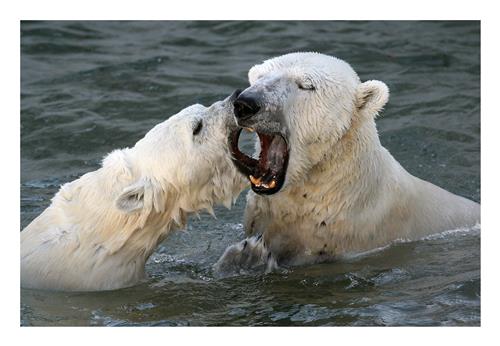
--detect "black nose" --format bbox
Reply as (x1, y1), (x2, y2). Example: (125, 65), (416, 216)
(233, 94), (260, 119)
(230, 89), (242, 101)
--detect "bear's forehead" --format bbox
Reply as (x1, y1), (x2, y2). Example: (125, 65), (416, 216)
(174, 104), (206, 119)
(254, 52), (359, 83)
(266, 53), (341, 69)
(164, 104), (205, 127)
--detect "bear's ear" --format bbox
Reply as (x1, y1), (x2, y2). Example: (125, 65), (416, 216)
(355, 80), (389, 118)
(116, 178), (165, 214)
(116, 180), (148, 213)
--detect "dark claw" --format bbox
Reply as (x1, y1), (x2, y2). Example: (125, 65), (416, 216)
(243, 240), (248, 250)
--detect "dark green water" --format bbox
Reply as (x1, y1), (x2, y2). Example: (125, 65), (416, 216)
(21, 21), (480, 326)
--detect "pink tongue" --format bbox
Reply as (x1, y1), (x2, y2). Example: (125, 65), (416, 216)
(265, 135), (287, 172)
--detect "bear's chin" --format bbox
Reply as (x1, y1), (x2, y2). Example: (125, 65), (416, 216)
(228, 128), (289, 195)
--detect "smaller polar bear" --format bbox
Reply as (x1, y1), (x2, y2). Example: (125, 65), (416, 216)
(215, 52), (480, 273)
(21, 92), (246, 291)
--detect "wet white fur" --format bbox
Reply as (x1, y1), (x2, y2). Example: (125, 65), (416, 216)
(21, 100), (246, 291)
(239, 52), (480, 265)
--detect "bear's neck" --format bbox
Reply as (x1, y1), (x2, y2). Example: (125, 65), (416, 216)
(68, 171), (245, 290)
(273, 115), (400, 218)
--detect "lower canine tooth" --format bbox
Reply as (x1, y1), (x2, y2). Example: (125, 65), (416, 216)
(249, 175), (262, 186)
(268, 180), (276, 189)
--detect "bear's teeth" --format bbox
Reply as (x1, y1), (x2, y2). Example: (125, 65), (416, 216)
(249, 175), (262, 186)
(260, 180), (276, 189)
(262, 181), (276, 189)
(249, 176), (276, 189)
(244, 127), (254, 132)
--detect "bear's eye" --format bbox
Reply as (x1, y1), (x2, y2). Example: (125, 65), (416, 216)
(297, 81), (315, 91)
(192, 120), (203, 136)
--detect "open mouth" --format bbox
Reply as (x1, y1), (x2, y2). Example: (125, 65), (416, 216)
(229, 128), (289, 195)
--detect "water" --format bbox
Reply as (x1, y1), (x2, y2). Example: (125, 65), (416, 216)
(20, 21), (480, 326)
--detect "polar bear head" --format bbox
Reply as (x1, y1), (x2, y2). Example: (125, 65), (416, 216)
(228, 52), (389, 194)
(20, 92), (248, 291)
(113, 91), (246, 218)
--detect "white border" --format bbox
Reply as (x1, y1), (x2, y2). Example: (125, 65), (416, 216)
(2, 0), (499, 344)
(2, 0), (489, 20)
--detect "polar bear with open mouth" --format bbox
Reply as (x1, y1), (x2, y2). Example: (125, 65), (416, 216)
(21, 92), (246, 291)
(215, 52), (480, 273)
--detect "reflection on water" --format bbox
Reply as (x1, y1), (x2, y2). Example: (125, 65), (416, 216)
(21, 21), (480, 326)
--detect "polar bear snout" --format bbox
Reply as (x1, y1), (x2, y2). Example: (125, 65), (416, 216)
(229, 82), (291, 195)
(233, 92), (261, 120)
(229, 88), (242, 102)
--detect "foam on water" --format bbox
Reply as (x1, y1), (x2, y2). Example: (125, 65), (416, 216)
(341, 223), (481, 262)
(421, 223), (481, 240)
